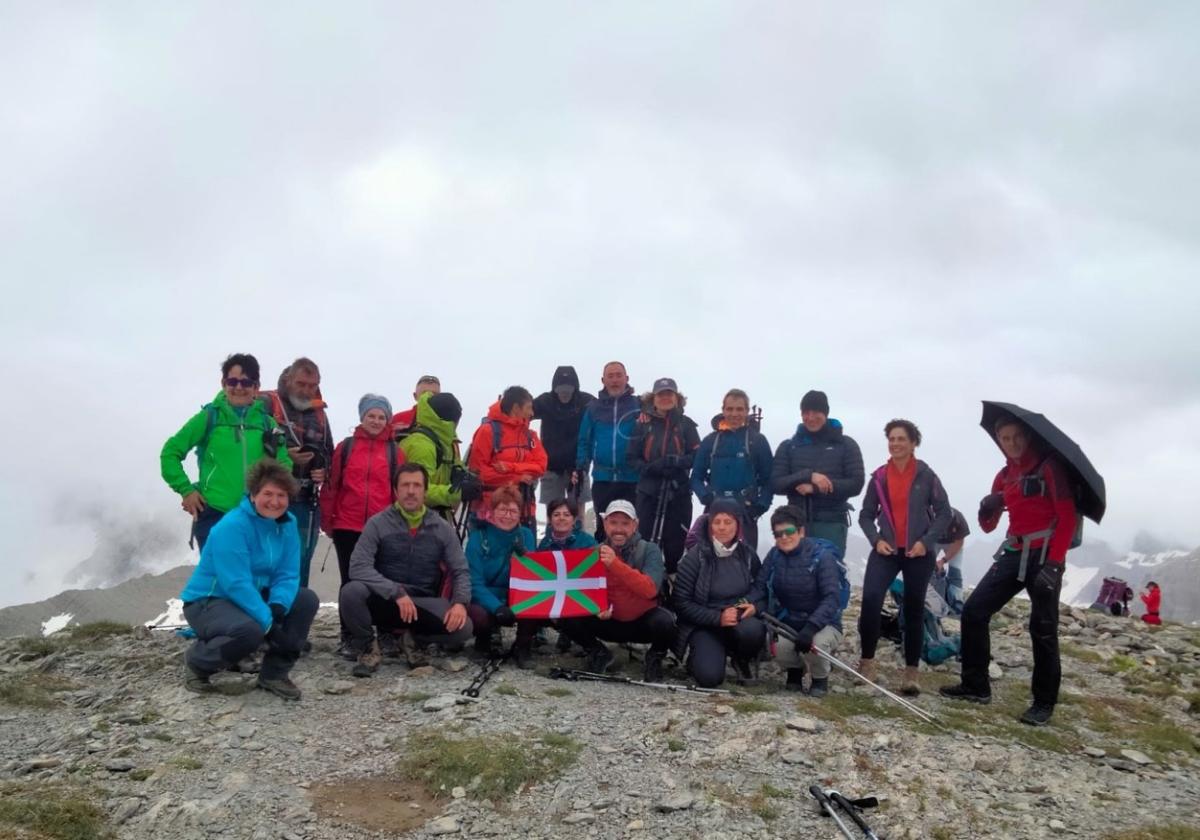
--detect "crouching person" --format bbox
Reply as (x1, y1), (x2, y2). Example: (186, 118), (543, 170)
(750, 505), (844, 697)
(340, 463), (472, 677)
(557, 500), (676, 682)
(180, 460), (319, 700)
(674, 499), (765, 688)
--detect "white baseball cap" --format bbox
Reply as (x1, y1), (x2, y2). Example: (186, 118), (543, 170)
(601, 500), (637, 520)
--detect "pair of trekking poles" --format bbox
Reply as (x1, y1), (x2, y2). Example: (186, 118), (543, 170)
(810, 786), (882, 839)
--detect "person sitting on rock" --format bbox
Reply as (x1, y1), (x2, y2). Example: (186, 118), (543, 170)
(556, 500), (676, 682)
(465, 485), (539, 667)
(340, 463), (472, 677)
(749, 504), (844, 697)
(673, 498), (765, 688)
(179, 459), (319, 700)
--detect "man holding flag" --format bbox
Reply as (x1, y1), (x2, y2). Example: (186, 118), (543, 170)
(555, 500), (677, 682)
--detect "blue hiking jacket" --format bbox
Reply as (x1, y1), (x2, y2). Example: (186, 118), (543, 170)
(690, 425), (773, 513)
(179, 495), (300, 632)
(465, 523), (536, 614)
(749, 538), (843, 633)
(575, 386), (641, 483)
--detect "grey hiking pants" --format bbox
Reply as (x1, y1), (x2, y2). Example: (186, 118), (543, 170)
(338, 580), (473, 651)
(183, 588), (319, 680)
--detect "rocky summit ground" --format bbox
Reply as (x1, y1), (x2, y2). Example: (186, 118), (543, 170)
(0, 600), (1198, 840)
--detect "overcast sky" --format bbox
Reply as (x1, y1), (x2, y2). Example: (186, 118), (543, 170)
(1, 3), (1198, 608)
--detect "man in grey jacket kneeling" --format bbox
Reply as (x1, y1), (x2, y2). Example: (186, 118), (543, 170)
(340, 462), (473, 677)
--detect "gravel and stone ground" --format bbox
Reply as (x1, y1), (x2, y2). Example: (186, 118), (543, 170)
(1, 600), (1198, 839)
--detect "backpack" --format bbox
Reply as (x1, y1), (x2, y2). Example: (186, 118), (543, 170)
(490, 419), (535, 455)
(338, 435), (401, 489)
(888, 579), (961, 666)
(765, 538), (851, 624)
(396, 424), (450, 468)
(1022, 455), (1085, 549)
(262, 390), (330, 450)
(1091, 577), (1130, 613)
(196, 399), (281, 466)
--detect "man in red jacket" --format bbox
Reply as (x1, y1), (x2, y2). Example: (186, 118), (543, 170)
(556, 500), (677, 682)
(391, 374), (441, 430)
(941, 415), (1077, 726)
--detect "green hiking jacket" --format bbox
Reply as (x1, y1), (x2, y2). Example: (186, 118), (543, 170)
(160, 393), (294, 513)
(398, 392), (462, 510)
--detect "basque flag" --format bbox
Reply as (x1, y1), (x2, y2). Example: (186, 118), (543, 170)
(508, 548), (608, 619)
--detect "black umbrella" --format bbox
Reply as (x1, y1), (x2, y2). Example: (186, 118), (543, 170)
(979, 400), (1106, 524)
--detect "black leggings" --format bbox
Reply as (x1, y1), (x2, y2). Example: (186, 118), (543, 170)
(332, 529), (362, 636)
(687, 618), (765, 688)
(859, 550), (935, 667)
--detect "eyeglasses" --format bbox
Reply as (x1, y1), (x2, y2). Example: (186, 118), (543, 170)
(493, 507), (521, 517)
(224, 377), (257, 388)
(772, 526), (800, 539)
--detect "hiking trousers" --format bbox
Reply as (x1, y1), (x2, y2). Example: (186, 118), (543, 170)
(339, 581), (473, 650)
(686, 617), (766, 688)
(183, 589), (319, 680)
(859, 549), (935, 667)
(332, 529), (363, 638)
(960, 550), (1062, 707)
(635, 488), (692, 575)
(560, 606), (677, 654)
(807, 520), (848, 555)
(776, 625), (843, 680)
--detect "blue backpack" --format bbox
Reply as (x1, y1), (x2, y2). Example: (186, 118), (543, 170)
(765, 538), (851, 624)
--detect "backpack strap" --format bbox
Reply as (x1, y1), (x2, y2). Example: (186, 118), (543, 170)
(413, 426), (447, 466)
(491, 420), (534, 454)
(196, 404), (220, 465)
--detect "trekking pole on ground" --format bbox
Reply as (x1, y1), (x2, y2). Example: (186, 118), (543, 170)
(760, 614), (942, 728)
(547, 667), (730, 695)
(809, 785), (856, 839)
(829, 791), (882, 840)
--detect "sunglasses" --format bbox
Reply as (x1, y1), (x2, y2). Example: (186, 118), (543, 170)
(772, 526), (799, 539)
(224, 377), (258, 388)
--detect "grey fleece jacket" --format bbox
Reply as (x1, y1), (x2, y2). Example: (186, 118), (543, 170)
(348, 506), (471, 605)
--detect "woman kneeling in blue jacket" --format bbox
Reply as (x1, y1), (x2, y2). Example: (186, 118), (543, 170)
(179, 460), (320, 700)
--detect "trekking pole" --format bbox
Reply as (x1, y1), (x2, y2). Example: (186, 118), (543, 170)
(759, 614), (942, 728)
(548, 667), (730, 695)
(650, 480), (671, 545)
(809, 785), (856, 840)
(520, 482), (537, 532)
(318, 540), (333, 574)
(829, 791), (882, 840)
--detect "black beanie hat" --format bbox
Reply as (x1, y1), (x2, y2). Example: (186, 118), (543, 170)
(801, 390), (830, 415)
(428, 392), (463, 424)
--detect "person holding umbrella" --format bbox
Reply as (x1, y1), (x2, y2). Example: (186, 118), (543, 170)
(941, 403), (1104, 727)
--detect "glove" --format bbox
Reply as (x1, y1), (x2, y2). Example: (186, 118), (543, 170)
(454, 468), (483, 502)
(978, 493), (1004, 520)
(494, 606), (517, 627)
(796, 623), (817, 654)
(1032, 562), (1064, 598)
(267, 603), (288, 643)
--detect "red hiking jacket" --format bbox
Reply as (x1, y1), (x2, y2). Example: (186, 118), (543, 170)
(320, 426), (404, 534)
(467, 402), (548, 514)
(1141, 586), (1161, 623)
(980, 450), (1077, 563)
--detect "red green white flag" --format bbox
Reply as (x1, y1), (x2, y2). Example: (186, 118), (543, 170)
(508, 548), (608, 619)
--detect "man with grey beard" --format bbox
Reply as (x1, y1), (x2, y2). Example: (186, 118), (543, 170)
(263, 357), (335, 588)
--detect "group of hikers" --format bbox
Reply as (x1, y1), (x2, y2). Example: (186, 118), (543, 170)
(162, 354), (1088, 727)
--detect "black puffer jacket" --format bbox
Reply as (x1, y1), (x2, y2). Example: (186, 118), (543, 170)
(672, 537), (761, 653)
(532, 366), (594, 473)
(770, 419), (864, 523)
(627, 394), (701, 496)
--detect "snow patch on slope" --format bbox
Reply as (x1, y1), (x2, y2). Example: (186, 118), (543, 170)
(41, 612), (75, 636)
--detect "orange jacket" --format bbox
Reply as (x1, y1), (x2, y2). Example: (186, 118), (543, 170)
(468, 402), (548, 512)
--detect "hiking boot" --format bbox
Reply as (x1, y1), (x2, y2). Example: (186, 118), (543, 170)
(230, 656), (260, 674)
(351, 640), (382, 678)
(1019, 703), (1054, 727)
(512, 641), (534, 670)
(938, 682), (992, 704)
(400, 631), (429, 668)
(857, 658), (877, 683)
(585, 644), (614, 675)
(808, 677), (829, 698)
(378, 632), (402, 659)
(300, 640), (312, 657)
(900, 666), (921, 697)
(643, 650), (666, 683)
(733, 658), (757, 687)
(257, 675), (301, 701)
(183, 663), (217, 695)
(785, 667), (806, 692)
(335, 639), (358, 662)
(555, 631), (573, 654)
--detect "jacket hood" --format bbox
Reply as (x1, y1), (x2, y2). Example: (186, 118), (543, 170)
(352, 423), (390, 442)
(486, 400), (531, 429)
(791, 417), (844, 444)
(638, 392), (689, 413)
(414, 391), (457, 446)
(552, 366), (580, 390)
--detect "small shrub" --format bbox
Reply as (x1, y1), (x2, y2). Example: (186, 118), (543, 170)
(543, 687), (573, 698)
(0, 674), (79, 709)
(730, 698), (774, 715)
(0, 781), (109, 839)
(1102, 826), (1200, 840)
(167, 756), (203, 771)
(394, 692), (433, 704)
(666, 737), (685, 752)
(494, 684), (519, 696)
